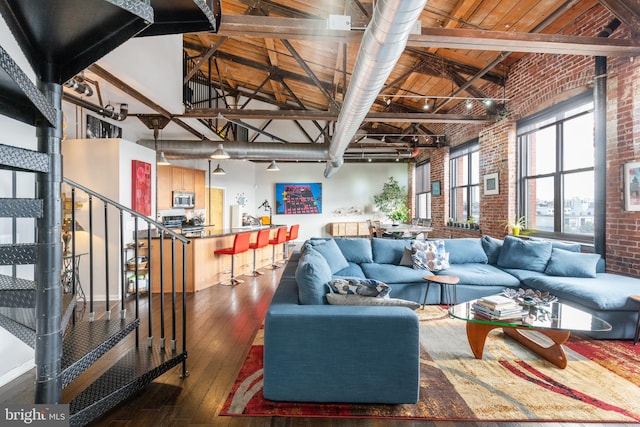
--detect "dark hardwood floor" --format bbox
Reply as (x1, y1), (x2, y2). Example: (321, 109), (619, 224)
(0, 262), (636, 427)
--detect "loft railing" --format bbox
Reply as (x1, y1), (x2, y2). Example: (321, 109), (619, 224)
(63, 177), (190, 375)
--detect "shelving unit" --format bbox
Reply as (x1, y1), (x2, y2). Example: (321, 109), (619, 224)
(123, 241), (149, 296)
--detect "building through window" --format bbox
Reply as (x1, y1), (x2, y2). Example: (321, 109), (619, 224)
(517, 92), (594, 241)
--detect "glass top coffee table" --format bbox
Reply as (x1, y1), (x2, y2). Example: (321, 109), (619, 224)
(449, 298), (612, 368)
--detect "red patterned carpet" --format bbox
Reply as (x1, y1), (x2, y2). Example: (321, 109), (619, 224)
(221, 308), (640, 422)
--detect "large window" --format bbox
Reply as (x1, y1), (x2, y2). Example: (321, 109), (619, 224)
(518, 92), (594, 240)
(415, 161), (431, 220)
(449, 141), (479, 223)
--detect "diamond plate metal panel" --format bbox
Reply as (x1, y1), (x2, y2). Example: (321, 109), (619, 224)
(0, 312), (35, 348)
(0, 307), (35, 328)
(0, 273), (36, 307)
(0, 143), (49, 173)
(61, 318), (140, 387)
(0, 243), (38, 265)
(0, 198), (43, 218)
(68, 348), (187, 426)
(0, 44), (56, 127)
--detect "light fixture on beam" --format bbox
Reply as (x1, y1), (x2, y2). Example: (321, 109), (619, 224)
(211, 143), (230, 159)
(266, 160), (280, 171)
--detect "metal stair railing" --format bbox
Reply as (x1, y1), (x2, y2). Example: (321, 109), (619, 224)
(63, 178), (191, 377)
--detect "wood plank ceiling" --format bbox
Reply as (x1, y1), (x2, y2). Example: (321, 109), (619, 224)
(177, 0), (640, 157)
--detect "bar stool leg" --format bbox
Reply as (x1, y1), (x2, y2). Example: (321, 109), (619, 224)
(221, 254), (244, 286)
(269, 244), (281, 269)
(252, 249), (264, 276)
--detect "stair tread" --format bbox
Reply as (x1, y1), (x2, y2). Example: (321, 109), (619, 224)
(0, 312), (35, 348)
(68, 347), (186, 424)
(0, 198), (43, 218)
(0, 243), (38, 265)
(0, 273), (36, 290)
(0, 143), (49, 173)
(61, 318), (140, 387)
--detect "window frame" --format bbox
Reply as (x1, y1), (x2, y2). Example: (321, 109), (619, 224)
(415, 161), (431, 220)
(449, 139), (479, 223)
(517, 92), (595, 243)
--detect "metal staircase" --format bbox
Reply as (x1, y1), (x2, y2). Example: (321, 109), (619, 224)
(0, 0), (220, 425)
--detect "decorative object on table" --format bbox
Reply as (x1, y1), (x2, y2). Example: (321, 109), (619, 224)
(373, 177), (409, 224)
(623, 161), (640, 211)
(501, 288), (557, 306)
(275, 182), (322, 214)
(503, 215), (526, 236)
(483, 172), (499, 195)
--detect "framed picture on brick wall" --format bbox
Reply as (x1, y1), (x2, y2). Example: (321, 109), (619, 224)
(624, 161), (640, 211)
(483, 173), (499, 195)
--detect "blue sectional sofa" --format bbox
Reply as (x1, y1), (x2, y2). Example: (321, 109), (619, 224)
(263, 235), (640, 404)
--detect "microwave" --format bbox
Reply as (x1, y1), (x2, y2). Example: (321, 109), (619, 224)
(173, 191), (195, 208)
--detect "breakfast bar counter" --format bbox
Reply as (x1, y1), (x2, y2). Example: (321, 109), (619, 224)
(149, 225), (287, 293)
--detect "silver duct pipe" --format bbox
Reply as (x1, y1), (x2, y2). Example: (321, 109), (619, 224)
(63, 92), (129, 121)
(137, 139), (331, 161)
(323, 0), (427, 177)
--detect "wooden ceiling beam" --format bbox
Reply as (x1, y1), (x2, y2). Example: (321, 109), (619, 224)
(178, 108), (499, 123)
(217, 14), (640, 56)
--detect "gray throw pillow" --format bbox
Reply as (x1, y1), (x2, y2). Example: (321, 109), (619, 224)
(325, 293), (420, 310)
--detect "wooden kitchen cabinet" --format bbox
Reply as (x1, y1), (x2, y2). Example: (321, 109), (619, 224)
(194, 169), (205, 209)
(172, 166), (195, 192)
(157, 165), (172, 210)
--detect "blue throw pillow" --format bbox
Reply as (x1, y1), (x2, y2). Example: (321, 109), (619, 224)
(441, 238), (488, 264)
(481, 235), (503, 265)
(334, 238), (374, 263)
(545, 248), (601, 278)
(371, 237), (410, 265)
(296, 248), (332, 305)
(411, 240), (449, 271)
(497, 235), (552, 273)
(304, 239), (349, 274)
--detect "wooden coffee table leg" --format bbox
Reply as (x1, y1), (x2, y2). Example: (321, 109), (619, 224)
(503, 327), (571, 369)
(466, 322), (501, 359)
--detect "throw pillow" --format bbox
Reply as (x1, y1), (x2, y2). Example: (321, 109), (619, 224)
(328, 278), (391, 297)
(481, 235), (503, 265)
(545, 248), (601, 278)
(304, 239), (349, 274)
(411, 240), (450, 271)
(334, 238), (374, 263)
(497, 235), (552, 273)
(399, 247), (414, 267)
(441, 238), (488, 264)
(295, 247), (333, 305)
(325, 293), (420, 310)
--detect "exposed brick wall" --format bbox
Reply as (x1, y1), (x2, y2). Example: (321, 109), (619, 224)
(424, 3), (640, 276)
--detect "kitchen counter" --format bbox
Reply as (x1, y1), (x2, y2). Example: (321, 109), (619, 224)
(149, 224), (289, 293)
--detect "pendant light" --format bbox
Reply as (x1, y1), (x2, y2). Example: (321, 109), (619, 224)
(266, 160), (280, 171)
(157, 151), (170, 165)
(211, 143), (230, 159)
(212, 163), (226, 175)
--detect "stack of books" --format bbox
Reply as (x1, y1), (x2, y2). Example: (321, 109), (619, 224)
(472, 294), (529, 320)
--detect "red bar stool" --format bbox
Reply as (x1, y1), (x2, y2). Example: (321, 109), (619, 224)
(249, 228), (271, 276)
(268, 227), (287, 269)
(283, 224), (300, 260)
(214, 232), (251, 285)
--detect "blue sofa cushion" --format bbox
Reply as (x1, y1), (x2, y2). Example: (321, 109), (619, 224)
(439, 263), (521, 287)
(411, 240), (449, 271)
(442, 238), (488, 264)
(326, 293), (420, 310)
(360, 263), (429, 284)
(545, 248), (601, 278)
(334, 262), (366, 278)
(371, 238), (411, 265)
(481, 235), (503, 265)
(334, 238), (374, 263)
(296, 247), (332, 305)
(499, 267), (548, 282)
(497, 236), (552, 273)
(529, 238), (581, 253)
(523, 273), (640, 311)
(305, 239), (349, 274)
(328, 278), (391, 297)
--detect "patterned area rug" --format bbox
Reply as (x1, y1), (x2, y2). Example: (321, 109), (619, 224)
(220, 306), (640, 422)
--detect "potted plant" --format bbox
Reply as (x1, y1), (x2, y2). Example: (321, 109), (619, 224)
(373, 177), (409, 224)
(504, 216), (526, 236)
